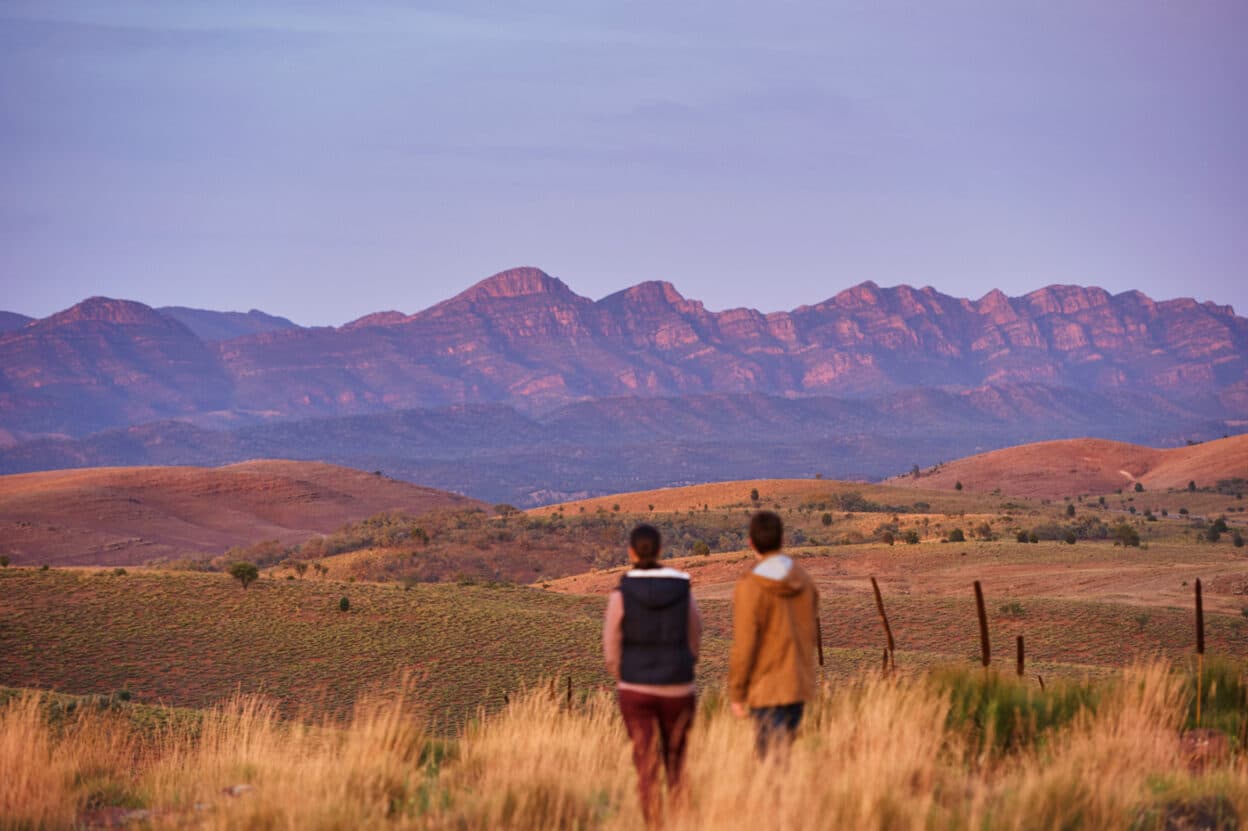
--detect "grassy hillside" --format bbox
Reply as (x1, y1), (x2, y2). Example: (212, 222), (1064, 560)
(0, 568), (622, 727)
(889, 433), (1248, 499)
(0, 460), (480, 567)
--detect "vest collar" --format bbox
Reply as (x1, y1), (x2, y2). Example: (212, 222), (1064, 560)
(624, 567), (690, 580)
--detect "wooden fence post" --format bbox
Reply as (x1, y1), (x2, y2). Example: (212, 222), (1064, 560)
(973, 581), (990, 669)
(870, 576), (896, 673)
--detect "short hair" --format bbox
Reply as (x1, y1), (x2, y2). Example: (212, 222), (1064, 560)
(749, 511), (784, 554)
(629, 524), (662, 565)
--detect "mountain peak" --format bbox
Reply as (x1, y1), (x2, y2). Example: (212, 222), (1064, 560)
(605, 280), (690, 307)
(45, 297), (172, 328)
(456, 267), (574, 303)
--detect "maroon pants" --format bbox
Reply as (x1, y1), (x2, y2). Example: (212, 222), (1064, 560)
(617, 689), (696, 824)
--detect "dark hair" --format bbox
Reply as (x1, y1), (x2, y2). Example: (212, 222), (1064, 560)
(749, 511), (784, 554)
(629, 524), (662, 567)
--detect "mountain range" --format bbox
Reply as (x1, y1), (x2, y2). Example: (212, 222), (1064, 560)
(1, 267), (1244, 503)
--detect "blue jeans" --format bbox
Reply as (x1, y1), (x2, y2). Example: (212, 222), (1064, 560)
(750, 702), (804, 758)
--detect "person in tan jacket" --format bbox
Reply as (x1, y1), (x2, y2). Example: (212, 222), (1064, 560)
(728, 510), (822, 756)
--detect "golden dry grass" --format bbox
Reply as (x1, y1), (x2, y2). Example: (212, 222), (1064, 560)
(3, 663), (1246, 830)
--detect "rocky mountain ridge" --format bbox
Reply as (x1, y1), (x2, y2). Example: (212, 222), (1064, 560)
(1, 267), (1245, 439)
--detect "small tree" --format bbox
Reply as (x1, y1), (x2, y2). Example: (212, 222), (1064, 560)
(1016, 530), (1029, 543)
(881, 531), (895, 546)
(821, 512), (833, 527)
(339, 596), (350, 613)
(955, 481), (964, 492)
(948, 528), (966, 542)
(1064, 530), (1077, 545)
(750, 488), (760, 503)
(903, 530), (920, 545)
(1065, 503), (1076, 518)
(1189, 480), (1197, 492)
(228, 561), (259, 590)
(1134, 482), (1144, 493)
(1233, 532), (1244, 549)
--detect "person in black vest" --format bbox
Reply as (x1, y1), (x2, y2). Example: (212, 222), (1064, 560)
(603, 523), (702, 827)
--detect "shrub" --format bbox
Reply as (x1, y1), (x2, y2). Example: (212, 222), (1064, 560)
(1235, 532), (1245, 549)
(948, 528), (965, 543)
(0, 555), (8, 567)
(903, 530), (920, 545)
(1028, 531), (1038, 544)
(999, 601), (1024, 617)
(750, 488), (759, 502)
(881, 532), (895, 546)
(1016, 530), (1029, 543)
(1189, 480), (1197, 492)
(955, 481), (964, 491)
(1211, 516), (1230, 534)
(1065, 503), (1076, 518)
(691, 541), (710, 557)
(1111, 523), (1141, 547)
(1134, 482), (1144, 493)
(112, 568), (127, 576)
(339, 596), (350, 613)
(228, 561), (259, 590)
(821, 512), (833, 527)
(1063, 531), (1077, 545)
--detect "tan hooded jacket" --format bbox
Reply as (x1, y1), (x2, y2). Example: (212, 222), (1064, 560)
(727, 554), (821, 708)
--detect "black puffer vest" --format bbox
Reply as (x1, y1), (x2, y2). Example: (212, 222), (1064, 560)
(618, 568), (694, 685)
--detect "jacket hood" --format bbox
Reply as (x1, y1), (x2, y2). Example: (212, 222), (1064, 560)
(620, 567), (691, 610)
(750, 555), (811, 597)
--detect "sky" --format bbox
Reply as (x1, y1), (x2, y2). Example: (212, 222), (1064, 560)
(1, 1), (1245, 325)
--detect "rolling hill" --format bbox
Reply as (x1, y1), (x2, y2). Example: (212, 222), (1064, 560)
(890, 434), (1248, 498)
(0, 461), (481, 567)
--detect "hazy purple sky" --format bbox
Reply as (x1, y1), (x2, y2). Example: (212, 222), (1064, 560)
(2, 1), (1245, 325)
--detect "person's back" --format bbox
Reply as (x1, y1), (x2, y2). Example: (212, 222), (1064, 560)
(603, 524), (701, 826)
(728, 511), (821, 755)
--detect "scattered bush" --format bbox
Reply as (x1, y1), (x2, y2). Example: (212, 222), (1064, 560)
(955, 481), (964, 491)
(339, 596), (350, 613)
(0, 555), (9, 567)
(1064, 531), (1077, 545)
(1065, 503), (1076, 518)
(750, 488), (759, 502)
(903, 530), (920, 545)
(1134, 482), (1145, 493)
(112, 568), (127, 576)
(691, 541), (710, 557)
(1235, 532), (1245, 549)
(948, 528), (966, 543)
(821, 512), (833, 527)
(1016, 530), (1029, 543)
